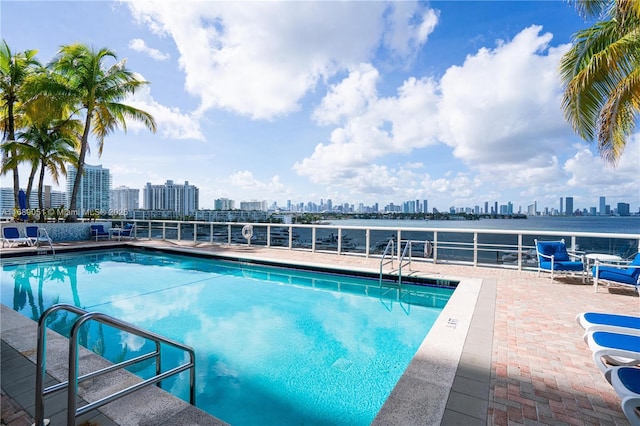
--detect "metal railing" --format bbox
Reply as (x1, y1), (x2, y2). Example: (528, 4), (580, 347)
(379, 238), (395, 285)
(106, 219), (640, 270)
(398, 240), (412, 287)
(34, 304), (196, 426)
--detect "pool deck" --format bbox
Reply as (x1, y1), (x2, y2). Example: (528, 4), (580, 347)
(1, 239), (638, 425)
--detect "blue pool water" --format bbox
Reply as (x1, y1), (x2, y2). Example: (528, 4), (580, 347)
(0, 249), (453, 425)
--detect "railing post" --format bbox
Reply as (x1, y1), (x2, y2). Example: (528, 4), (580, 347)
(517, 234), (523, 270)
(178, 222), (181, 241)
(267, 225), (272, 248)
(147, 220), (151, 240)
(337, 228), (342, 255)
(193, 223), (197, 243)
(162, 222), (166, 240)
(473, 232), (478, 267)
(397, 230), (402, 258)
(288, 225), (293, 250)
(312, 227), (317, 252)
(365, 229), (370, 257)
(209, 223), (213, 244)
(433, 232), (438, 264)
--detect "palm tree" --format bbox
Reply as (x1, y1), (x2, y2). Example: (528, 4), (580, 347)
(2, 120), (80, 222)
(0, 40), (40, 208)
(46, 43), (156, 221)
(559, 1), (640, 165)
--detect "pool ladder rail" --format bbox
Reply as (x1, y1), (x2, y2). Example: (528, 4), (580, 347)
(33, 303), (196, 426)
(379, 239), (414, 288)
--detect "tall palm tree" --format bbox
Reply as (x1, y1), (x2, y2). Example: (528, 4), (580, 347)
(46, 43), (156, 221)
(0, 40), (40, 208)
(2, 120), (80, 222)
(559, 1), (640, 165)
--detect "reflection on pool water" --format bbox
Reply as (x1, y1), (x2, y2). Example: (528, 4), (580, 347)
(0, 249), (454, 425)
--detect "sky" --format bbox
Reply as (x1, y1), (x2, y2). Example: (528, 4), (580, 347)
(2, 0), (640, 213)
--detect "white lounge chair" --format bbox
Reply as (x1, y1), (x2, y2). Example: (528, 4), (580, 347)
(584, 330), (640, 374)
(606, 366), (640, 426)
(1, 227), (31, 248)
(577, 312), (640, 336)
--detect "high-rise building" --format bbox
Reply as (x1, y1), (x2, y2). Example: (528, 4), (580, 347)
(240, 200), (267, 211)
(110, 186), (139, 215)
(599, 196), (606, 215)
(143, 180), (199, 216)
(559, 197), (564, 215)
(565, 197), (574, 215)
(214, 198), (235, 210)
(66, 164), (111, 218)
(617, 202), (630, 216)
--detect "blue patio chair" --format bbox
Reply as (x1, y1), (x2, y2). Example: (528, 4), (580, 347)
(90, 224), (109, 241)
(593, 253), (640, 294)
(534, 239), (585, 282)
(1, 227), (31, 248)
(119, 223), (136, 240)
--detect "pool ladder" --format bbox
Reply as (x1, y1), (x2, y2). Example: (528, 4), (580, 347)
(379, 239), (413, 288)
(33, 303), (196, 426)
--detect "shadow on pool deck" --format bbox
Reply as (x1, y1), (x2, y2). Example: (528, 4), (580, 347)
(1, 240), (637, 425)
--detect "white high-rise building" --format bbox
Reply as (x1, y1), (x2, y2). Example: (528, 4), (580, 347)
(66, 164), (111, 218)
(143, 180), (199, 216)
(214, 198), (235, 210)
(110, 186), (139, 215)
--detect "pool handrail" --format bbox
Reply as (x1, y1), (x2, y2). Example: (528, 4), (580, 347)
(34, 303), (196, 426)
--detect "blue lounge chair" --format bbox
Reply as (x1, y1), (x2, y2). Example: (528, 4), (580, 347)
(593, 253), (640, 294)
(25, 226), (53, 247)
(607, 366), (640, 425)
(119, 223), (136, 240)
(577, 312), (640, 336)
(90, 224), (109, 241)
(1, 227), (31, 247)
(585, 330), (640, 374)
(534, 239), (585, 282)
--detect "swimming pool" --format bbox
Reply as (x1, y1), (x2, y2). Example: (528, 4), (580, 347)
(0, 249), (454, 425)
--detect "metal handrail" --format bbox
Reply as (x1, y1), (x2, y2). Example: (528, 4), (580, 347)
(379, 239), (395, 285)
(34, 303), (196, 426)
(398, 240), (412, 287)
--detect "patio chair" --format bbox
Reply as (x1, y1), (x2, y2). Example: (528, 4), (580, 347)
(593, 253), (640, 294)
(25, 226), (53, 247)
(606, 366), (640, 426)
(119, 223), (136, 240)
(110, 223), (136, 241)
(534, 239), (585, 282)
(584, 330), (640, 374)
(1, 227), (31, 248)
(577, 312), (640, 335)
(90, 224), (109, 241)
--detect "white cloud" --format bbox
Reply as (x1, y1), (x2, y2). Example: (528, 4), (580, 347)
(437, 25), (573, 167)
(124, 0), (436, 120)
(128, 38), (170, 60)
(219, 171), (290, 198)
(126, 85), (204, 140)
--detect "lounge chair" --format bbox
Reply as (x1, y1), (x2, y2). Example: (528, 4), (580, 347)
(607, 366), (640, 425)
(1, 227), (31, 248)
(593, 253), (640, 294)
(534, 239), (585, 282)
(25, 226), (53, 247)
(584, 330), (640, 374)
(577, 312), (640, 336)
(90, 224), (109, 241)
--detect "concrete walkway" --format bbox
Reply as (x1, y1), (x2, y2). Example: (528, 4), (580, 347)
(2, 240), (638, 425)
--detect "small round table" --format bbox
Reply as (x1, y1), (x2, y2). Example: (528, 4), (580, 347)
(585, 253), (622, 263)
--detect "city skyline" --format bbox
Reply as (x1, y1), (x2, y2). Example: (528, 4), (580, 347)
(3, 1), (639, 212)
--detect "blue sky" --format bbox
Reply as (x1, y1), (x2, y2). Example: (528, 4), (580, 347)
(3, 1), (639, 212)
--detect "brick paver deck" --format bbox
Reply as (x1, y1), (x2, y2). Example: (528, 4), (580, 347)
(2, 240), (638, 425)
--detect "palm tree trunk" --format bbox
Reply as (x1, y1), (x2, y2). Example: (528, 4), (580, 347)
(37, 161), (46, 222)
(26, 163), (38, 210)
(68, 112), (92, 222)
